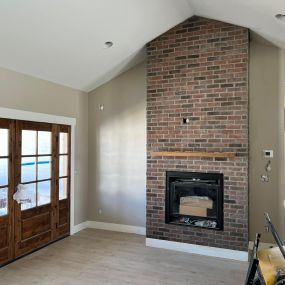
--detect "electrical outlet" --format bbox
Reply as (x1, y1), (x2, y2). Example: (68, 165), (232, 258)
(263, 150), (273, 158)
(98, 209), (102, 215)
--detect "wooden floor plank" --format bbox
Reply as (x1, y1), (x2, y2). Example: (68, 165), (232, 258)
(0, 229), (248, 284)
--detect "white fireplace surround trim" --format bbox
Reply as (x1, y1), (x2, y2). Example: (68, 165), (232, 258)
(146, 238), (248, 261)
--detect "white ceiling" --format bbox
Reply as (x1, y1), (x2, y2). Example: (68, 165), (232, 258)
(188, 0), (285, 48)
(0, 0), (284, 92)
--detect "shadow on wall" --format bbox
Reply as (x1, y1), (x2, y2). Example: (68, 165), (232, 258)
(88, 61), (147, 228)
(249, 34), (285, 243)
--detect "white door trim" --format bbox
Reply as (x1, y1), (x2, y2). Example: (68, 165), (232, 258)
(0, 107), (77, 234)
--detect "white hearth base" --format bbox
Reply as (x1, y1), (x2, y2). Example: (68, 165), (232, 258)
(146, 238), (248, 262)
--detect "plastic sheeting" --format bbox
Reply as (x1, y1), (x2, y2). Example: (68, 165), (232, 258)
(13, 184), (35, 204)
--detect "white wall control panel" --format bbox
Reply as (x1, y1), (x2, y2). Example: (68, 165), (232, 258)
(263, 150), (273, 158)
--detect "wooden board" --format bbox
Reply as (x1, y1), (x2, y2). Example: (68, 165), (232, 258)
(180, 196), (213, 209)
(150, 151), (236, 158)
(257, 246), (285, 285)
(179, 205), (207, 217)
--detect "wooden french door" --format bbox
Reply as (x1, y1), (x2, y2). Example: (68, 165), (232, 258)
(0, 119), (71, 265)
(0, 119), (14, 265)
(56, 125), (71, 238)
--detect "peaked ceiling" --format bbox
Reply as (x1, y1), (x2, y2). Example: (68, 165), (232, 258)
(0, 0), (284, 92)
(188, 0), (285, 48)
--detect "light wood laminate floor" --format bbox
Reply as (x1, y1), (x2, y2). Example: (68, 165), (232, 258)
(0, 229), (247, 284)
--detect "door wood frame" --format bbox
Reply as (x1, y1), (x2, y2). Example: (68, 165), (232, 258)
(0, 107), (76, 234)
(0, 119), (15, 264)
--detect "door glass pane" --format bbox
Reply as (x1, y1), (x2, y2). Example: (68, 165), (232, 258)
(37, 181), (51, 206)
(22, 130), (36, 155)
(0, 129), (8, 157)
(21, 157), (36, 183)
(59, 178), (68, 200)
(0, 159), (8, 186)
(38, 131), (51, 155)
(38, 156), (51, 180)
(21, 183), (36, 210)
(0, 188), (8, 216)
(59, 133), (68, 154)
(59, 155), (68, 177)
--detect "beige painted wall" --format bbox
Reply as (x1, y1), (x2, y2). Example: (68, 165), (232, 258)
(2, 37), (283, 238)
(88, 47), (285, 238)
(88, 61), (146, 227)
(249, 36), (285, 242)
(0, 67), (89, 225)
(279, 50), (285, 240)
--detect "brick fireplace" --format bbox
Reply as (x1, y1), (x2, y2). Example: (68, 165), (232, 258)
(146, 16), (249, 251)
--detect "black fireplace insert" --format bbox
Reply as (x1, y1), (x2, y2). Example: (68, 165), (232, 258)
(165, 171), (224, 230)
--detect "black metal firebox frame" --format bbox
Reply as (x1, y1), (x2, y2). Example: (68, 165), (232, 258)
(165, 171), (224, 230)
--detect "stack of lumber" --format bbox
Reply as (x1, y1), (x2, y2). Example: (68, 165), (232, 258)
(179, 196), (213, 217)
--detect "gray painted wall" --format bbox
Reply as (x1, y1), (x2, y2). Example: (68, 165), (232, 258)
(249, 36), (285, 242)
(88, 61), (146, 227)
(0, 67), (89, 225)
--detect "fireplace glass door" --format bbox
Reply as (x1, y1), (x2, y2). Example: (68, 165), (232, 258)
(165, 171), (224, 230)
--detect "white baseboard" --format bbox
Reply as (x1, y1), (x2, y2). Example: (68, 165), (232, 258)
(72, 223), (247, 261)
(146, 238), (248, 262)
(71, 221), (146, 236)
(87, 221), (146, 235)
(71, 221), (89, 235)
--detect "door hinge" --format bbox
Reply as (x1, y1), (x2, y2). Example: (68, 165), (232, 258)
(56, 223), (58, 229)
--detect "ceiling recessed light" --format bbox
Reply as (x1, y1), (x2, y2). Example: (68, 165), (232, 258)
(104, 41), (113, 48)
(275, 14), (285, 21)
